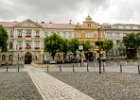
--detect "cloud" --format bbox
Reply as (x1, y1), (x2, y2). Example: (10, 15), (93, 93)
(0, 0), (139, 24)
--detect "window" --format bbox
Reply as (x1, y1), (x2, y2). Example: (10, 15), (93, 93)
(9, 55), (12, 61)
(10, 31), (13, 37)
(35, 30), (40, 37)
(116, 40), (121, 44)
(17, 29), (23, 37)
(85, 32), (93, 38)
(2, 55), (5, 61)
(123, 33), (127, 37)
(34, 41), (40, 49)
(87, 23), (91, 27)
(17, 41), (22, 49)
(26, 29), (32, 37)
(9, 42), (13, 49)
(76, 33), (81, 38)
(25, 41), (31, 49)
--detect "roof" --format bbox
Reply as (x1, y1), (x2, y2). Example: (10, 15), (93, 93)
(0, 21), (76, 29)
(0, 22), (18, 27)
(40, 23), (76, 29)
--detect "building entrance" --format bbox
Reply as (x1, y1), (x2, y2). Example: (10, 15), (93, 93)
(25, 52), (32, 64)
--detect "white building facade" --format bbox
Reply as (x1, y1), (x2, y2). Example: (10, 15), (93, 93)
(0, 19), (75, 64)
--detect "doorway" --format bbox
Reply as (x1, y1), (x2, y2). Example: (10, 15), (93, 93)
(25, 52), (32, 64)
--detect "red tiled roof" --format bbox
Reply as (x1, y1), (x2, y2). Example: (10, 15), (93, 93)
(0, 22), (18, 27)
(0, 20), (76, 29)
(40, 23), (76, 29)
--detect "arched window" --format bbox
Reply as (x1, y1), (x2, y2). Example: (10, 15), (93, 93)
(2, 55), (5, 61)
(9, 55), (13, 61)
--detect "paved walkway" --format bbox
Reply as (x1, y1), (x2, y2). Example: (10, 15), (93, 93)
(25, 65), (94, 100)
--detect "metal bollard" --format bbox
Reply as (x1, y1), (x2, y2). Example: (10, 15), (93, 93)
(120, 64), (122, 73)
(6, 66), (8, 72)
(59, 65), (62, 72)
(87, 64), (89, 72)
(18, 65), (19, 72)
(47, 65), (49, 72)
(103, 63), (105, 72)
(138, 65), (140, 74)
(73, 64), (75, 72)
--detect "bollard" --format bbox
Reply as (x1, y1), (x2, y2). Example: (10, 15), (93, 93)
(59, 65), (62, 72)
(6, 66), (8, 72)
(120, 64), (122, 73)
(103, 63), (105, 72)
(18, 65), (19, 72)
(47, 66), (49, 72)
(73, 64), (75, 72)
(87, 64), (89, 72)
(138, 65), (140, 74)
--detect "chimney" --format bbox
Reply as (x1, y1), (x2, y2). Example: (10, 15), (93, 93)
(41, 21), (45, 24)
(69, 20), (72, 24)
(49, 22), (52, 24)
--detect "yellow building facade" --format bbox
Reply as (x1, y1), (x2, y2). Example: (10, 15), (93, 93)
(74, 15), (105, 58)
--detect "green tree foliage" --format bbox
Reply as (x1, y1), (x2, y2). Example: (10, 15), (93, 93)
(81, 41), (92, 52)
(103, 39), (113, 57)
(69, 39), (80, 57)
(122, 33), (140, 58)
(44, 33), (63, 60)
(118, 42), (126, 57)
(60, 39), (69, 60)
(0, 25), (8, 52)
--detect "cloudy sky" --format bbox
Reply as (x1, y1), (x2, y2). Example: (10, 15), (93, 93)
(0, 0), (140, 24)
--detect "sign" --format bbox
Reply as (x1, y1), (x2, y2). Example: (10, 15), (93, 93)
(79, 45), (83, 50)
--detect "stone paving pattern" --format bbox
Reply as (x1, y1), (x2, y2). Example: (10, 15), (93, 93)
(49, 72), (140, 100)
(25, 66), (94, 100)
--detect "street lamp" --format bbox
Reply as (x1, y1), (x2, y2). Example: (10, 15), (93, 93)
(16, 45), (19, 67)
(0, 47), (1, 65)
(98, 26), (102, 74)
(79, 45), (83, 66)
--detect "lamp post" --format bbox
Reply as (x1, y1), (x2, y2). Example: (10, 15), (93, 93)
(0, 47), (1, 65)
(79, 45), (83, 66)
(98, 27), (102, 74)
(16, 45), (19, 67)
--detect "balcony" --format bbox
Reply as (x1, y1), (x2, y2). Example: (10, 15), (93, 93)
(25, 35), (31, 37)
(19, 47), (22, 50)
(34, 47), (40, 50)
(18, 36), (22, 38)
(34, 35), (40, 38)
(25, 46), (31, 49)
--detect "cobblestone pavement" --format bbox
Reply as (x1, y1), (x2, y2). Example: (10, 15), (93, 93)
(25, 65), (94, 100)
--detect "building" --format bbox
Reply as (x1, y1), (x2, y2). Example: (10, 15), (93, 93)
(1, 16), (140, 64)
(74, 15), (105, 60)
(0, 19), (75, 65)
(103, 23), (140, 57)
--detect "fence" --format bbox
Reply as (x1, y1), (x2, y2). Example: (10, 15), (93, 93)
(0, 65), (23, 72)
(45, 61), (140, 74)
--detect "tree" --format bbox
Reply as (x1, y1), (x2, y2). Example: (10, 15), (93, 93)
(60, 39), (69, 61)
(118, 42), (126, 58)
(122, 33), (140, 59)
(81, 41), (92, 61)
(0, 25), (8, 52)
(44, 33), (64, 60)
(103, 39), (113, 58)
(81, 41), (92, 52)
(69, 39), (80, 57)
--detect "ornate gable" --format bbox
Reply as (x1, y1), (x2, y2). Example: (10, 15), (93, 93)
(14, 19), (42, 28)
(81, 15), (98, 29)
